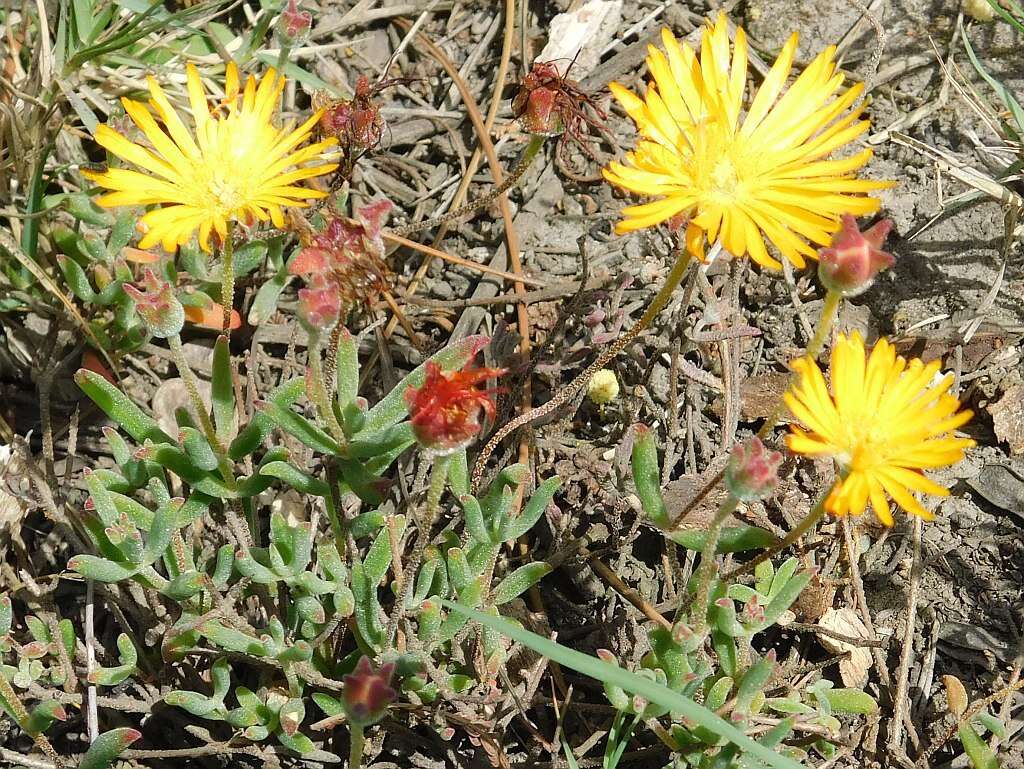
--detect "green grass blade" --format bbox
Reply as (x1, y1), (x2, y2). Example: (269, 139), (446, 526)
(963, 32), (1024, 140)
(442, 600), (803, 769)
(985, 0), (1024, 33)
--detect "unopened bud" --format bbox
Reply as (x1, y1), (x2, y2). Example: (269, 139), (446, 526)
(275, 0), (312, 47)
(725, 437), (783, 501)
(297, 282), (341, 337)
(124, 269), (184, 338)
(342, 656), (397, 727)
(818, 214), (895, 297)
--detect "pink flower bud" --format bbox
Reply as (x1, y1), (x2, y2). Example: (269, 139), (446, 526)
(817, 214), (895, 297)
(297, 282), (341, 337)
(342, 656), (397, 726)
(275, 0), (312, 46)
(124, 269), (184, 338)
(725, 437), (783, 502)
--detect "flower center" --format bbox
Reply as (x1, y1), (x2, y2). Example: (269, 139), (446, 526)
(207, 176), (243, 213)
(710, 156), (738, 196)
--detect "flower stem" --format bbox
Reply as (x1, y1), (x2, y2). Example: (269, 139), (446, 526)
(386, 453), (451, 645)
(168, 334), (226, 456)
(391, 134), (545, 238)
(309, 336), (345, 442)
(471, 245), (698, 493)
(220, 223), (235, 336)
(691, 492), (741, 634)
(348, 723), (365, 769)
(721, 483), (834, 581)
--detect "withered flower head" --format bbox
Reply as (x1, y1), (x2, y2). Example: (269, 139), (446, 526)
(289, 199), (393, 323)
(405, 361), (505, 455)
(315, 76), (386, 177)
(511, 61), (609, 166)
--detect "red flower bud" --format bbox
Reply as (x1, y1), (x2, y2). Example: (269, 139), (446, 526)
(817, 214), (895, 297)
(342, 656), (397, 727)
(404, 362), (505, 455)
(725, 437), (783, 502)
(123, 269), (184, 338)
(275, 0), (312, 47)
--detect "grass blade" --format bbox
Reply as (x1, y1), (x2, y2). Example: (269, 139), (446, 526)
(442, 600), (803, 769)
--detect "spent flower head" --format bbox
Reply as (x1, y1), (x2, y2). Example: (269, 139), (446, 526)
(342, 656), (397, 727)
(603, 13), (893, 268)
(785, 332), (974, 525)
(296, 283), (342, 337)
(817, 214), (895, 296)
(405, 361), (505, 455)
(725, 437), (783, 501)
(123, 269), (184, 338)
(289, 199), (392, 320)
(84, 63), (337, 252)
(315, 77), (386, 176)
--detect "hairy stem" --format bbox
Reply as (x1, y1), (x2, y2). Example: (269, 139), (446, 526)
(220, 223), (235, 336)
(472, 245), (700, 493)
(691, 494), (742, 634)
(390, 134), (545, 238)
(168, 334), (225, 456)
(348, 723), (366, 769)
(386, 453), (451, 645)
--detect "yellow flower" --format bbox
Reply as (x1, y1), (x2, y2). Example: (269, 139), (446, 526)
(603, 14), (893, 269)
(84, 63), (337, 252)
(784, 332), (974, 526)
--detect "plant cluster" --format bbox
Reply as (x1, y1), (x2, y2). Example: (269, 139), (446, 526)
(0, 4), (1013, 769)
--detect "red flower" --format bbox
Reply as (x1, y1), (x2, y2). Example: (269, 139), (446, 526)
(817, 215), (895, 297)
(405, 362), (505, 455)
(342, 656), (397, 727)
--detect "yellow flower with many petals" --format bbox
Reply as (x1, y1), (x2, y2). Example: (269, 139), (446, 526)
(84, 63), (337, 252)
(603, 14), (893, 269)
(784, 332), (974, 526)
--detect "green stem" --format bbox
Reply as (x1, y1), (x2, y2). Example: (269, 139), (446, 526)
(385, 453), (451, 645)
(348, 723), (365, 769)
(721, 483), (835, 581)
(274, 43), (292, 77)
(220, 223), (235, 337)
(309, 336), (346, 442)
(168, 334), (225, 456)
(755, 287), (842, 441)
(691, 493), (741, 634)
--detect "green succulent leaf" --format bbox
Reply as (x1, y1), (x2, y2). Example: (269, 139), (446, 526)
(493, 562), (552, 605)
(75, 369), (174, 445)
(442, 601), (805, 769)
(79, 728), (142, 769)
